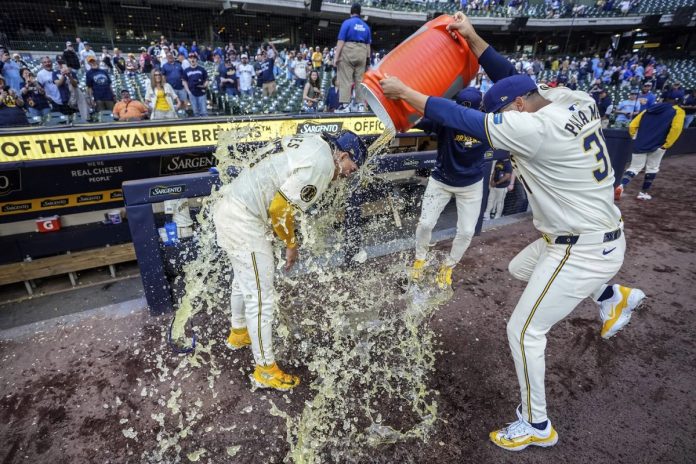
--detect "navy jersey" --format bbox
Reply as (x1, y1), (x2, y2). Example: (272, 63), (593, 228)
(184, 65), (208, 97)
(415, 118), (489, 187)
(492, 159), (513, 188)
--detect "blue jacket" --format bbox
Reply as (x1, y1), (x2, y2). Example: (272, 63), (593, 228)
(415, 117), (489, 187)
(630, 102), (685, 153)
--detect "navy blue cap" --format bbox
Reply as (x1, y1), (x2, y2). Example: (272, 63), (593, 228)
(662, 90), (682, 101)
(325, 130), (367, 167)
(483, 75), (538, 113)
(454, 87), (482, 109)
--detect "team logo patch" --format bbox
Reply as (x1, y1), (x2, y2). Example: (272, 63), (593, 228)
(493, 113), (504, 125)
(300, 185), (317, 203)
(499, 95), (508, 102)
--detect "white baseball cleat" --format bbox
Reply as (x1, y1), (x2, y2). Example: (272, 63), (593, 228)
(599, 284), (646, 339)
(636, 191), (652, 201)
(489, 405), (558, 451)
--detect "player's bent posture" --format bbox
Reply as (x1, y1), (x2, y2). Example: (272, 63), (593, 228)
(213, 131), (366, 390)
(412, 88), (488, 289)
(380, 12), (645, 453)
(615, 90), (685, 201)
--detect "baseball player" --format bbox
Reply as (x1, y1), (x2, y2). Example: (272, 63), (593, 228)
(380, 12), (645, 452)
(213, 130), (367, 390)
(412, 88), (488, 289)
(614, 90), (685, 201)
(482, 158), (513, 220)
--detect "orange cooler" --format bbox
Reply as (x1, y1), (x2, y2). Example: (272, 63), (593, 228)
(361, 15), (479, 133)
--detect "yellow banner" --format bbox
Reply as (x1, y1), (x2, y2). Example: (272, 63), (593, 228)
(0, 116), (392, 163)
(0, 189), (123, 216)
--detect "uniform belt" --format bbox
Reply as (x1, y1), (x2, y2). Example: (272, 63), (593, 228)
(542, 228), (622, 246)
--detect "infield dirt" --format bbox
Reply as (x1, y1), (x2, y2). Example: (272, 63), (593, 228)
(1, 154), (695, 464)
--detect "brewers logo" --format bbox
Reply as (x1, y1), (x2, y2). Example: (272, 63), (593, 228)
(300, 185), (317, 202)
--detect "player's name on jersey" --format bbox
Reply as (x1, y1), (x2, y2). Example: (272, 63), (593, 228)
(0, 189), (123, 216)
(0, 116), (403, 163)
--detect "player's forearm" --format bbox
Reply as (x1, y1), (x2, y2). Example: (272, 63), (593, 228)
(396, 87), (429, 114)
(424, 96), (487, 142)
(478, 46), (517, 83)
(464, 33), (489, 58)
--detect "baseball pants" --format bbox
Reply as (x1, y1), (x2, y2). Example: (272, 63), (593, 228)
(415, 178), (483, 267)
(337, 42), (368, 104)
(506, 234), (625, 423)
(626, 148), (666, 175)
(214, 200), (277, 367)
(484, 187), (507, 219)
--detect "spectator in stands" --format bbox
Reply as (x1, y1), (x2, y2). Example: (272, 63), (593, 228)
(12, 53), (28, 69)
(654, 68), (669, 93)
(567, 76), (578, 90)
(100, 47), (113, 71)
(183, 53), (209, 117)
(80, 42), (96, 68)
(145, 70), (180, 120)
(597, 89), (613, 127)
(334, 3), (371, 111)
(177, 52), (191, 70)
(253, 52), (264, 90)
(637, 81), (656, 111)
(614, 89), (640, 127)
(237, 54), (255, 97)
(162, 52), (188, 106)
(294, 53), (308, 88)
(302, 70), (322, 113)
(113, 48), (126, 73)
(260, 44), (277, 97)
(664, 81), (684, 103)
(191, 41), (199, 56)
(225, 42), (237, 62)
(589, 78), (604, 100)
(219, 61), (239, 97)
(619, 0), (631, 14)
(85, 56), (114, 112)
(312, 46), (323, 70)
(125, 53), (139, 76)
(0, 50), (21, 92)
(199, 45), (211, 63)
(112, 89), (149, 121)
(63, 41), (81, 72)
(323, 47), (333, 74)
(139, 48), (153, 74)
(178, 42), (188, 57)
(0, 75), (28, 127)
(36, 56), (63, 111)
(75, 37), (85, 54)
(325, 76), (340, 112)
(19, 71), (51, 119)
(285, 50), (296, 81)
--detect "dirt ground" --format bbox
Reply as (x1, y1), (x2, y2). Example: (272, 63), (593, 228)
(1, 154), (695, 464)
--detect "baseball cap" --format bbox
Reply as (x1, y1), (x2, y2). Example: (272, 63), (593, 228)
(324, 130), (367, 167)
(642, 81), (652, 87)
(454, 87), (482, 109)
(86, 56), (96, 63)
(483, 74), (538, 113)
(188, 52), (198, 58)
(241, 53), (248, 58)
(663, 90), (682, 101)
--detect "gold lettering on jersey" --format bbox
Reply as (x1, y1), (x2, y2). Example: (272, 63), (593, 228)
(453, 134), (481, 144)
(564, 104), (601, 137)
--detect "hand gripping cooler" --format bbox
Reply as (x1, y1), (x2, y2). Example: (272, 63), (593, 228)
(360, 15), (480, 132)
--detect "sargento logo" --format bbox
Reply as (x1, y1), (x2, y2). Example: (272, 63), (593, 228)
(149, 185), (186, 197)
(77, 194), (104, 203)
(296, 121), (343, 134)
(41, 198), (69, 208)
(2, 203), (31, 212)
(110, 191), (124, 199)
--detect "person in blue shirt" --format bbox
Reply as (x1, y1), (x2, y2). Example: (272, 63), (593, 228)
(85, 56), (114, 111)
(613, 89), (640, 127)
(1, 50), (22, 92)
(183, 53), (209, 117)
(324, 76), (340, 112)
(333, 3), (371, 111)
(411, 88), (490, 289)
(219, 62), (239, 97)
(260, 44), (277, 97)
(637, 81), (656, 112)
(161, 52), (188, 108)
(19, 70), (51, 119)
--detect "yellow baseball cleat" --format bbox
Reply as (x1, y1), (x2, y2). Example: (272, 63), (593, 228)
(600, 284), (646, 339)
(411, 259), (426, 281)
(489, 406), (559, 452)
(435, 264), (453, 289)
(252, 363), (300, 391)
(226, 327), (251, 350)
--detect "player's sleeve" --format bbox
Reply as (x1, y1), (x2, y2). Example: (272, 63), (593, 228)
(483, 111), (544, 157)
(663, 106), (685, 149)
(268, 192), (297, 248)
(424, 96), (487, 142)
(504, 160), (513, 174)
(628, 110), (644, 139)
(478, 46), (517, 83)
(414, 117), (439, 134)
(279, 163), (331, 212)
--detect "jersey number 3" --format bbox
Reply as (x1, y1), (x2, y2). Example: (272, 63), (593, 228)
(583, 131), (609, 182)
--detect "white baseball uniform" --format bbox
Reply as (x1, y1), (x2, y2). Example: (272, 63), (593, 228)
(483, 85), (625, 424)
(213, 134), (334, 366)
